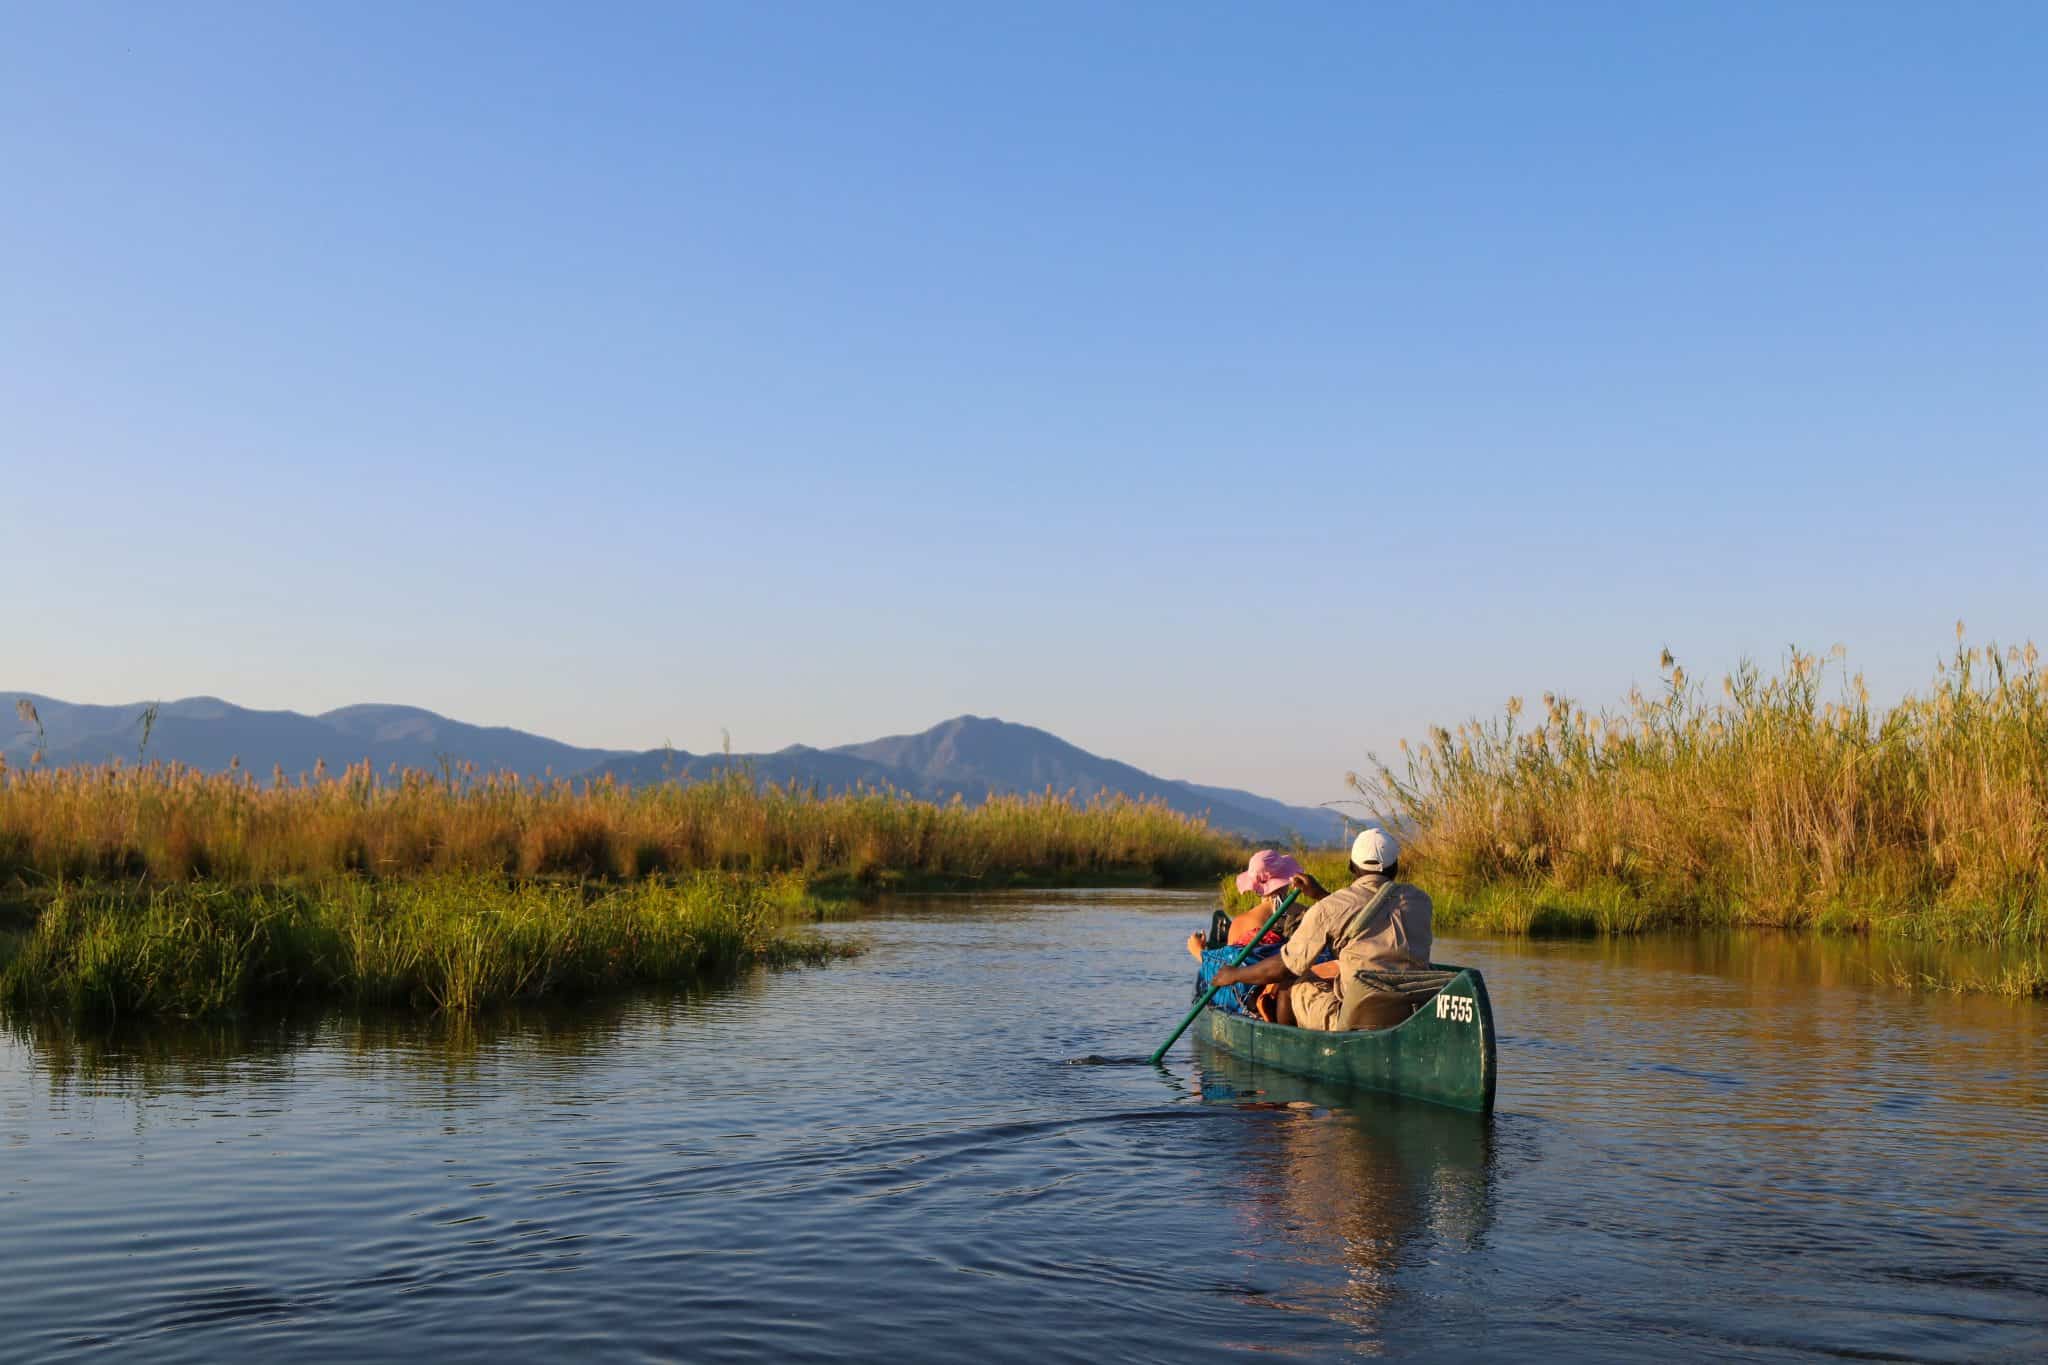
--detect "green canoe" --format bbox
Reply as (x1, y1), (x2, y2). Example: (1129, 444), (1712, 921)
(1196, 964), (1497, 1114)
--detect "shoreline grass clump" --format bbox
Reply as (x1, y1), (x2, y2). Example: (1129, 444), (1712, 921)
(0, 766), (1240, 891)
(1352, 631), (2048, 964)
(0, 874), (851, 1019)
(0, 761), (1239, 1020)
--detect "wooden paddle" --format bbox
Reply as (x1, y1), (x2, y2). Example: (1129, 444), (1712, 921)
(1149, 888), (1299, 1065)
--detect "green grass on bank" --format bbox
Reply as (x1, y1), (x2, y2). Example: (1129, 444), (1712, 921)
(1229, 861), (1854, 939)
(1221, 856), (2048, 999)
(0, 874), (853, 1020)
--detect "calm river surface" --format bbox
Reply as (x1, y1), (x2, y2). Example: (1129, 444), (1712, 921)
(4, 890), (2044, 1362)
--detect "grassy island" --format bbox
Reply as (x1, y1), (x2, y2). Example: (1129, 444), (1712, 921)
(1, 875), (850, 1018)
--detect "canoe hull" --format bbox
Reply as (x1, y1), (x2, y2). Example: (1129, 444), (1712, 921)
(1199, 965), (1497, 1114)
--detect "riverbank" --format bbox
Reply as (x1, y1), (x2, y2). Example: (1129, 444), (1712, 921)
(1219, 857), (2048, 997)
(0, 765), (1245, 1019)
(0, 771), (1242, 1018)
(1371, 638), (2046, 946)
(1219, 638), (2048, 995)
(0, 874), (854, 1019)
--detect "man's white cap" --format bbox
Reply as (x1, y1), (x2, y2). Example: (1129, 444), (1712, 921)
(1351, 826), (1399, 871)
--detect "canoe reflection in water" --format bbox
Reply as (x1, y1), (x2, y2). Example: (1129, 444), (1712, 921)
(1190, 1036), (1495, 1328)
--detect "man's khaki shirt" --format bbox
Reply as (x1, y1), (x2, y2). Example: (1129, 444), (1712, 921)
(1279, 873), (1435, 1029)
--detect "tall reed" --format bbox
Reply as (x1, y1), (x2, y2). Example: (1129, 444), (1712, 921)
(0, 766), (1240, 890)
(1359, 632), (2048, 944)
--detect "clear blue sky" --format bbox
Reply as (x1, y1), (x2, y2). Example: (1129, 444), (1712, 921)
(4, 3), (2043, 805)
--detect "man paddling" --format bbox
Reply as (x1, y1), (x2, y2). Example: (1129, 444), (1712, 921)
(1211, 828), (1434, 1030)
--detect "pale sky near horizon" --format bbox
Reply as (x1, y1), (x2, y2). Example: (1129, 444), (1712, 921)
(5, 3), (2043, 806)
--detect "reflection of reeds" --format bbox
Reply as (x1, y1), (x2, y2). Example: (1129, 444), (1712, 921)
(9, 995), (701, 1094)
(1881, 955), (2048, 997)
(1349, 634), (2048, 968)
(1, 874), (851, 1018)
(0, 765), (1239, 888)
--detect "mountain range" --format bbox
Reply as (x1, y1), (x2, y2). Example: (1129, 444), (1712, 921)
(5, 695), (1349, 843)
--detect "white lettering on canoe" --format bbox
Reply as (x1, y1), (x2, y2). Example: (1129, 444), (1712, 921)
(1434, 993), (1475, 1024)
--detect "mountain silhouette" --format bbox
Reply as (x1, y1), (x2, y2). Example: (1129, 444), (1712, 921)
(4, 694), (624, 778)
(7, 695), (1347, 842)
(598, 715), (1346, 842)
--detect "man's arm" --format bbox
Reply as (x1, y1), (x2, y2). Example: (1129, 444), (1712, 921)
(1213, 955), (1295, 989)
(1290, 871), (1332, 902)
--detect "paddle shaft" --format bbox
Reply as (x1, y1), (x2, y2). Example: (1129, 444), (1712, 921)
(1149, 888), (1299, 1065)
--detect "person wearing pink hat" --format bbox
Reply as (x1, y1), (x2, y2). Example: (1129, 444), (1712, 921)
(1185, 849), (1306, 960)
(1228, 849), (1310, 944)
(1235, 848), (1305, 901)
(1184, 848), (1315, 1014)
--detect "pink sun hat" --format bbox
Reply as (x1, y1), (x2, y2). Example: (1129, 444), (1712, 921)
(1235, 849), (1305, 897)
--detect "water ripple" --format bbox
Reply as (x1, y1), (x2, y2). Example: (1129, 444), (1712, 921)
(3, 899), (2044, 1362)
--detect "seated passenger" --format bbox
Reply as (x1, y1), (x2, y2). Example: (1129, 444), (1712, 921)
(1185, 850), (1307, 1014)
(1211, 828), (1433, 1031)
(1186, 849), (1306, 961)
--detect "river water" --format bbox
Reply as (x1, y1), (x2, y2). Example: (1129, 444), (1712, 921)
(3, 890), (2043, 1362)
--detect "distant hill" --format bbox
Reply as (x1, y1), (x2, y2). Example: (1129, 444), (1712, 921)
(3, 694), (625, 778)
(834, 715), (1156, 796)
(6, 694), (1348, 844)
(591, 715), (1348, 843)
(1176, 780), (1358, 846)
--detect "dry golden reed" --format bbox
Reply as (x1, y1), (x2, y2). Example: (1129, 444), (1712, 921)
(1359, 633), (2048, 946)
(0, 765), (1240, 890)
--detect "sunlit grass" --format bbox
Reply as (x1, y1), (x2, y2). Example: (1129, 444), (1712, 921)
(0, 764), (1241, 888)
(0, 765), (1239, 1018)
(1351, 630), (2048, 949)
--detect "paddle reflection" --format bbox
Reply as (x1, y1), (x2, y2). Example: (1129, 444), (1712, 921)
(1191, 1038), (1495, 1327)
